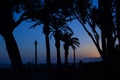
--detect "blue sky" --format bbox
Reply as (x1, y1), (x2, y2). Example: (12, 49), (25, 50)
(0, 19), (101, 65)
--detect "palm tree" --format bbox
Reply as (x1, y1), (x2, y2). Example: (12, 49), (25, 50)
(27, 0), (74, 66)
(50, 15), (73, 65)
(61, 32), (80, 66)
(29, 2), (53, 66)
(70, 38), (80, 65)
(43, 20), (51, 66)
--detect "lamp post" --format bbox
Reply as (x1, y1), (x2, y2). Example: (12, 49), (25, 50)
(35, 40), (37, 69)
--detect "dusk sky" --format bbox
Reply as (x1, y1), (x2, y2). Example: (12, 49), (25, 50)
(0, 0), (102, 65)
(0, 19), (101, 65)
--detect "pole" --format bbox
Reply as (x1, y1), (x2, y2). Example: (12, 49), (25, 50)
(35, 40), (37, 69)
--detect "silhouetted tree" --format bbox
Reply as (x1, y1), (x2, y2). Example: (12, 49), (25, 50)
(50, 15), (73, 65)
(98, 0), (115, 62)
(73, 0), (120, 62)
(28, 0), (74, 66)
(0, 0), (28, 71)
(27, 0), (52, 66)
(70, 38), (80, 65)
(73, 0), (104, 60)
(62, 32), (79, 66)
(43, 18), (51, 66)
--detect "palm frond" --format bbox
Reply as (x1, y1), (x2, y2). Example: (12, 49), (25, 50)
(29, 21), (42, 29)
(62, 31), (80, 50)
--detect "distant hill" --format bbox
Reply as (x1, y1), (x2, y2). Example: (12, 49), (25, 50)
(81, 57), (102, 63)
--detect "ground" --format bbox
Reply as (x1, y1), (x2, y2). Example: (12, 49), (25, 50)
(0, 61), (120, 80)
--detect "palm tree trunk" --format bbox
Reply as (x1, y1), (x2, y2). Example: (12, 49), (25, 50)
(73, 49), (76, 65)
(64, 44), (69, 66)
(2, 32), (23, 71)
(65, 51), (68, 65)
(56, 46), (61, 65)
(43, 24), (51, 66)
(56, 41), (61, 65)
(45, 32), (51, 65)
